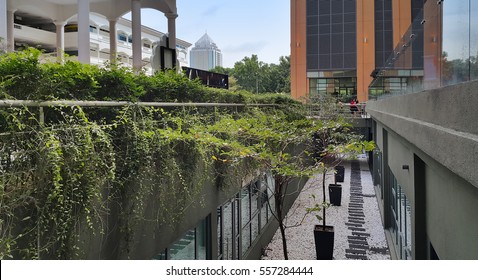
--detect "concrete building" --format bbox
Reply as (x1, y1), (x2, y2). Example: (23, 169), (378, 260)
(190, 32), (223, 71)
(1, 0), (192, 73)
(291, 0), (424, 102)
(366, 0), (478, 260)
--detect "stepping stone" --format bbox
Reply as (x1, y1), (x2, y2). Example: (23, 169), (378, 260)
(349, 213), (365, 217)
(352, 232), (371, 237)
(348, 235), (367, 241)
(349, 216), (365, 220)
(348, 239), (368, 246)
(346, 249), (367, 255)
(348, 227), (366, 232)
(348, 220), (365, 224)
(349, 244), (369, 250)
(349, 203), (363, 207)
(345, 222), (363, 227)
(348, 211), (365, 216)
(346, 254), (368, 260)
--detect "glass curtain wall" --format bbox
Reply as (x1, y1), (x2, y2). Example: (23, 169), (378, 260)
(306, 0), (357, 102)
(216, 173), (275, 260)
(157, 172), (276, 260)
(370, 0), (478, 98)
(369, 1), (425, 97)
(442, 0), (478, 85)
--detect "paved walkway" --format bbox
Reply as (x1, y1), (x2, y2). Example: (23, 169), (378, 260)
(261, 156), (391, 260)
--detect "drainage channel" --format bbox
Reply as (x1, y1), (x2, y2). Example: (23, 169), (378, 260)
(345, 160), (369, 260)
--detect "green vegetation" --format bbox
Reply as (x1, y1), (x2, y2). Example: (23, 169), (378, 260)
(211, 54), (290, 94)
(0, 49), (372, 260)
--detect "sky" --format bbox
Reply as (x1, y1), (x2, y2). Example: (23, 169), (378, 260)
(128, 0), (290, 68)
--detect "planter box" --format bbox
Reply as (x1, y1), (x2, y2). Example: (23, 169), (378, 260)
(313, 225), (335, 260)
(335, 165), (345, 183)
(328, 184), (342, 206)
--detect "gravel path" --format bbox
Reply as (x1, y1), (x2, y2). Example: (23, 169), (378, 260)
(261, 156), (391, 260)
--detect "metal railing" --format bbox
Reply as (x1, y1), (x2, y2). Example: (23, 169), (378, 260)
(0, 99), (284, 124)
(307, 102), (369, 119)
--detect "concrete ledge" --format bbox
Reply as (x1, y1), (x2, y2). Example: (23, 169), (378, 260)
(366, 81), (478, 188)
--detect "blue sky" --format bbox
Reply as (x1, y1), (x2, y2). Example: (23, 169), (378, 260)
(132, 0), (290, 68)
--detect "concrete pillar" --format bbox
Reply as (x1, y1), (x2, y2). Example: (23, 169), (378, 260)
(55, 21), (66, 61)
(77, 0), (90, 63)
(166, 13), (177, 50)
(0, 0), (7, 49)
(109, 18), (117, 62)
(6, 9), (16, 52)
(131, 0), (142, 71)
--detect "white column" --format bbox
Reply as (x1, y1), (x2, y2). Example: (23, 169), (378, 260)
(109, 18), (117, 62)
(54, 21), (66, 61)
(0, 0), (7, 48)
(6, 9), (16, 52)
(77, 0), (90, 63)
(131, 0), (142, 71)
(166, 13), (177, 50)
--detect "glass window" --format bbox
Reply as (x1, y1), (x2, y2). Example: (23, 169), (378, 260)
(442, 0), (471, 85)
(161, 217), (210, 260)
(472, 1), (478, 80)
(319, 0), (331, 14)
(332, 23), (343, 33)
(319, 24), (331, 34)
(319, 15), (331, 24)
(344, 0), (355, 13)
(331, 14), (343, 24)
(319, 34), (331, 54)
(319, 55), (331, 69)
(169, 229), (195, 260)
(241, 187), (250, 228)
(118, 33), (127, 42)
(197, 219), (207, 259)
(388, 169), (412, 260)
(331, 34), (344, 53)
(222, 201), (233, 260)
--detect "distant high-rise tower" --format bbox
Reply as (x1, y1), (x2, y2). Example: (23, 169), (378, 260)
(190, 33), (223, 71)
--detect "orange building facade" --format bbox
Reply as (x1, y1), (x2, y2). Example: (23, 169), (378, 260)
(290, 0), (423, 102)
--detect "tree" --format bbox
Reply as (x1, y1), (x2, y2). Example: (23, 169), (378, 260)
(268, 56), (291, 93)
(311, 118), (374, 230)
(209, 66), (233, 76)
(233, 55), (264, 93)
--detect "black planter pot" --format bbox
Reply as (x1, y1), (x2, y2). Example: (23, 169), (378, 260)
(313, 225), (335, 260)
(335, 165), (345, 183)
(328, 184), (342, 206)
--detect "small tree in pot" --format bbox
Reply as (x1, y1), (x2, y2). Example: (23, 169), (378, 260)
(310, 118), (375, 259)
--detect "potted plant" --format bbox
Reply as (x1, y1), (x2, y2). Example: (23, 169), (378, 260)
(334, 165), (345, 183)
(310, 118), (375, 259)
(307, 194), (334, 260)
(329, 165), (345, 205)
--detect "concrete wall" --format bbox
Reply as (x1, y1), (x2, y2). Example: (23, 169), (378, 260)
(77, 153), (308, 260)
(367, 81), (478, 259)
